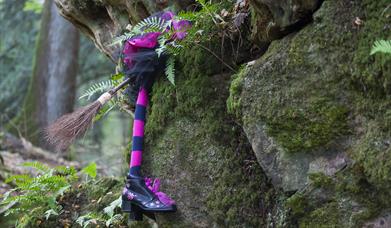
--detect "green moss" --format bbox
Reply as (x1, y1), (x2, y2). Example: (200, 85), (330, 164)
(351, 122), (391, 189)
(242, 0), (390, 156)
(351, 0), (391, 96)
(309, 172), (334, 189)
(227, 67), (246, 119)
(299, 202), (342, 228)
(206, 133), (274, 227)
(290, 165), (389, 227)
(286, 193), (309, 217)
(146, 37), (230, 140)
(240, 0), (390, 226)
(267, 98), (349, 153)
(143, 15), (276, 225)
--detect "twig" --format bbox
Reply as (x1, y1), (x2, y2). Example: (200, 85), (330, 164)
(195, 43), (236, 72)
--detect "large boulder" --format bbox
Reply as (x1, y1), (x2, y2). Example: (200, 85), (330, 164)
(230, 0), (391, 226)
(142, 45), (275, 226)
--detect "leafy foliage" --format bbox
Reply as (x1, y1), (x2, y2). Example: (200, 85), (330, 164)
(165, 56), (176, 85)
(371, 40), (391, 55)
(81, 162), (97, 179)
(75, 213), (102, 228)
(79, 80), (114, 100)
(110, 16), (169, 46)
(103, 196), (122, 227)
(0, 162), (96, 227)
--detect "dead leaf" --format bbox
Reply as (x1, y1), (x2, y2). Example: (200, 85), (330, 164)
(221, 9), (229, 17)
(354, 17), (363, 26)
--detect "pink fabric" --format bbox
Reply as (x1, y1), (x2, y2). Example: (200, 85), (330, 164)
(130, 151), (143, 167)
(122, 12), (191, 68)
(145, 178), (176, 206)
(122, 32), (161, 67)
(133, 120), (145, 137)
(128, 32), (161, 48)
(136, 88), (149, 106)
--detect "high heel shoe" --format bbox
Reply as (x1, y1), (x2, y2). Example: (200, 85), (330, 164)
(121, 175), (176, 221)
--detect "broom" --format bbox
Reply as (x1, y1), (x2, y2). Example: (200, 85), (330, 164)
(45, 78), (132, 151)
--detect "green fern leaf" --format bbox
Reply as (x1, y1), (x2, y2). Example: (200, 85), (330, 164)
(133, 16), (168, 33)
(166, 42), (183, 56)
(109, 32), (136, 46)
(165, 57), (176, 86)
(79, 80), (114, 100)
(371, 40), (391, 55)
(22, 162), (50, 173)
(110, 16), (170, 46)
(156, 36), (168, 57)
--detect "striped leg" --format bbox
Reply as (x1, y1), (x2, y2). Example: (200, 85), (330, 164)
(129, 87), (148, 177)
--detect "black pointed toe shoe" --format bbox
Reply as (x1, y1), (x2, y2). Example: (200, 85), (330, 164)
(121, 176), (176, 221)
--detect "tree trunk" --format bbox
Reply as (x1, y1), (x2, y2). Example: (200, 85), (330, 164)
(22, 0), (79, 150)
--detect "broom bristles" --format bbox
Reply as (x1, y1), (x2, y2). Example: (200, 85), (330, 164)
(45, 101), (102, 151)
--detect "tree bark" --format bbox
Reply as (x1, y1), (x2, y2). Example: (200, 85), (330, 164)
(21, 0), (79, 150)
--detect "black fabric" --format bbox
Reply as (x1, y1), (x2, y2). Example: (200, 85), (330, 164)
(122, 48), (167, 105)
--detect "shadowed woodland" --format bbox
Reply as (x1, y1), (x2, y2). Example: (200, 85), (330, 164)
(0, 0), (390, 227)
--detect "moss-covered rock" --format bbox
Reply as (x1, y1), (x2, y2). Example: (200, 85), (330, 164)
(140, 30), (277, 225)
(236, 0), (391, 225)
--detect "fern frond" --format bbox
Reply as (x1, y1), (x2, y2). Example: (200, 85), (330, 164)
(109, 32), (136, 46)
(165, 56), (176, 86)
(79, 80), (114, 100)
(371, 40), (391, 55)
(23, 162), (50, 173)
(166, 42), (183, 56)
(156, 36), (168, 57)
(5, 175), (32, 186)
(133, 16), (168, 34)
(109, 17), (170, 46)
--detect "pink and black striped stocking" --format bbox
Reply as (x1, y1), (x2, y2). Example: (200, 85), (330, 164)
(129, 87), (148, 177)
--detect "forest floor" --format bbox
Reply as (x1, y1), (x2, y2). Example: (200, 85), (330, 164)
(0, 130), (142, 227)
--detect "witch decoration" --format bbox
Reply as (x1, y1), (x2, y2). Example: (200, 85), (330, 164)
(45, 11), (191, 221)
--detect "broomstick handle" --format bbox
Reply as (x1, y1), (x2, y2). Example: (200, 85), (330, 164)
(108, 77), (132, 95)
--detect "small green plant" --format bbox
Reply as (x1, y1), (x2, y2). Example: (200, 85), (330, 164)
(75, 197), (123, 227)
(1, 161), (97, 227)
(103, 196), (122, 227)
(370, 40), (391, 55)
(81, 162), (97, 179)
(75, 213), (102, 228)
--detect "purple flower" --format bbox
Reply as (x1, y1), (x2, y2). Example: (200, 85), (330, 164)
(172, 20), (191, 40)
(161, 11), (175, 21)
